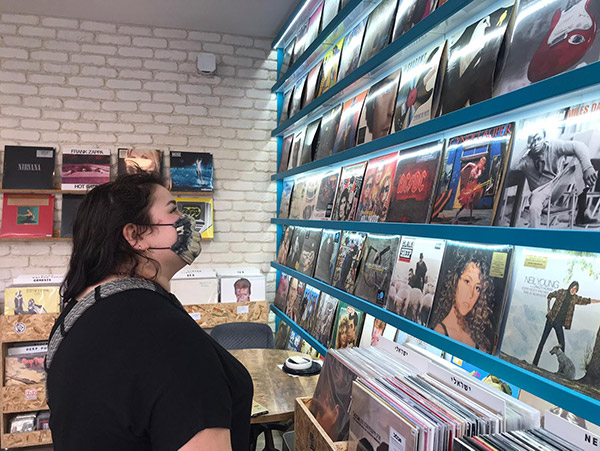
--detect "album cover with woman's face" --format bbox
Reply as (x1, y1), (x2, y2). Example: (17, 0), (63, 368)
(356, 71), (401, 146)
(331, 301), (365, 350)
(428, 241), (513, 354)
(311, 292), (340, 347)
(297, 228), (323, 277)
(357, 315), (398, 347)
(337, 18), (367, 81)
(274, 273), (291, 312)
(314, 104), (343, 161)
(331, 161), (367, 222)
(333, 91), (368, 155)
(318, 37), (345, 97)
(387, 140), (443, 224)
(314, 230), (342, 284)
(391, 0), (435, 42)
(304, 61), (323, 107)
(386, 236), (446, 327)
(355, 152), (399, 222)
(277, 226), (294, 265)
(358, 0), (399, 66)
(331, 231), (367, 293)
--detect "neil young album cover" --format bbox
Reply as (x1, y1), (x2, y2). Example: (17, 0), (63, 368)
(170, 151), (214, 192)
(387, 141), (443, 223)
(428, 241), (513, 354)
(331, 161), (367, 221)
(355, 152), (399, 222)
(61, 148), (110, 191)
(358, 0), (399, 67)
(356, 71), (401, 145)
(431, 123), (514, 226)
(2, 146), (55, 190)
(337, 18), (367, 81)
(314, 230), (341, 284)
(314, 104), (343, 161)
(331, 231), (367, 293)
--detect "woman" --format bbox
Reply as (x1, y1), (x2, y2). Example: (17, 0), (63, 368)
(429, 250), (495, 352)
(336, 316), (349, 349)
(46, 174), (253, 450)
(123, 148), (162, 177)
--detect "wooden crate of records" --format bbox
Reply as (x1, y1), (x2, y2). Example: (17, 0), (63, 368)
(183, 301), (269, 328)
(295, 397), (348, 451)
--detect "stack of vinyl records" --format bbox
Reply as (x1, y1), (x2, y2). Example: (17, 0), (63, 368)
(453, 428), (582, 451)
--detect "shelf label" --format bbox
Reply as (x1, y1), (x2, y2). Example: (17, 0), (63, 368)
(189, 312), (201, 321)
(237, 305), (249, 314)
(24, 388), (37, 401)
(545, 410), (600, 450)
(376, 338), (429, 373)
(14, 322), (26, 334)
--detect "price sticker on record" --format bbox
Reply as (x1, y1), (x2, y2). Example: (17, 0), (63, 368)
(389, 427), (406, 451)
(24, 388), (37, 401)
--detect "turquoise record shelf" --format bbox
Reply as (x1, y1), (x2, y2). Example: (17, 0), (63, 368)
(271, 0), (600, 427)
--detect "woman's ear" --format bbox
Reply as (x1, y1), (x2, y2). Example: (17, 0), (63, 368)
(122, 223), (143, 249)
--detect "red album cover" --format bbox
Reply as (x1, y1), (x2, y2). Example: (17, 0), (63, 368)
(355, 152), (399, 222)
(0, 194), (55, 238)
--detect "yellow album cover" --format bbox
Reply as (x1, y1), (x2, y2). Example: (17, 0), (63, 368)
(174, 197), (214, 239)
(4, 286), (60, 315)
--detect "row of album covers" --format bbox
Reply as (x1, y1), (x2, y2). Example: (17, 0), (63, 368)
(279, 97), (600, 229)
(279, 0), (600, 132)
(274, 226), (600, 405)
(2, 146), (214, 192)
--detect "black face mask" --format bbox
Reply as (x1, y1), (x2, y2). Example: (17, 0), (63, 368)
(146, 215), (202, 265)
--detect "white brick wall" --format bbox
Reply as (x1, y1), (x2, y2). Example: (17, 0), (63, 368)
(0, 13), (279, 306)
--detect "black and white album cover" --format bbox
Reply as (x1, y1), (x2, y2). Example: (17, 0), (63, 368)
(331, 161), (367, 221)
(299, 119), (321, 166)
(3, 146), (55, 190)
(297, 228), (323, 277)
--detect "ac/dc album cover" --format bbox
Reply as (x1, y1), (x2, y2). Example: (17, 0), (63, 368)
(170, 151), (213, 192)
(353, 234), (400, 306)
(494, 100), (599, 229)
(287, 329), (303, 351)
(314, 230), (341, 284)
(279, 38), (296, 78)
(279, 135), (294, 173)
(314, 104), (343, 161)
(430, 122), (514, 226)
(313, 169), (341, 219)
(337, 18), (367, 81)
(331, 301), (365, 349)
(2, 146), (55, 190)
(312, 292), (340, 347)
(289, 280), (307, 323)
(287, 128), (305, 171)
(391, 0), (437, 42)
(293, 19), (310, 64)
(279, 180), (294, 219)
(289, 75), (307, 119)
(500, 247), (600, 401)
(333, 90), (368, 154)
(286, 226), (306, 270)
(386, 236), (446, 327)
(358, 0), (398, 67)
(331, 161), (367, 221)
(299, 119), (321, 166)
(322, 0), (341, 31)
(355, 152), (399, 222)
(61, 148), (110, 191)
(304, 61), (323, 107)
(356, 71), (401, 146)
(318, 36), (344, 96)
(298, 285), (321, 332)
(174, 197), (213, 239)
(280, 87), (294, 125)
(277, 225), (294, 265)
(297, 228), (323, 276)
(305, 2), (324, 52)
(428, 241), (513, 354)
(331, 231), (367, 293)
(117, 148), (163, 178)
(387, 141), (444, 223)
(4, 286), (60, 315)
(60, 194), (84, 238)
(439, 5), (516, 115)
(494, 0), (600, 96)
(274, 322), (291, 349)
(0, 194), (54, 238)
(392, 42), (446, 133)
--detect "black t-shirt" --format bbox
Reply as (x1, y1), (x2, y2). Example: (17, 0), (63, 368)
(47, 286), (253, 451)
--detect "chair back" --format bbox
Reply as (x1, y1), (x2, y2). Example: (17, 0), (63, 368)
(210, 322), (274, 350)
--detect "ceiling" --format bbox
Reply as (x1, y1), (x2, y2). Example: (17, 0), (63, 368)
(0, 0), (299, 39)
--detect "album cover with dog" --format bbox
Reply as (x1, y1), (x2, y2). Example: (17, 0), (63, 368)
(331, 231), (367, 293)
(355, 152), (399, 222)
(331, 161), (367, 221)
(358, 0), (398, 66)
(170, 151), (213, 192)
(314, 230), (341, 284)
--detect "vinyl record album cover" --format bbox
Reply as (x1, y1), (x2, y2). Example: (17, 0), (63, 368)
(387, 141), (443, 223)
(313, 169), (341, 219)
(314, 104), (343, 161)
(287, 329), (303, 351)
(5, 342), (48, 386)
(293, 19), (310, 64)
(428, 241), (513, 354)
(289, 174), (320, 220)
(358, 0), (398, 66)
(61, 148), (110, 191)
(274, 273), (291, 312)
(117, 148), (163, 178)
(357, 315), (397, 347)
(297, 228), (323, 276)
(439, 5), (515, 115)
(286, 227), (306, 270)
(337, 18), (367, 81)
(322, 0), (341, 31)
(356, 71), (401, 145)
(333, 91), (367, 153)
(174, 197), (213, 239)
(298, 285), (321, 332)
(280, 87), (294, 125)
(288, 177), (307, 219)
(4, 286), (60, 315)
(289, 75), (307, 119)
(60, 194), (84, 238)
(431, 122), (514, 226)
(312, 292), (340, 347)
(386, 236), (446, 327)
(501, 247), (600, 401)
(331, 161), (367, 221)
(171, 270), (219, 305)
(288, 280), (307, 323)
(279, 135), (294, 173)
(392, 0), (437, 42)
(279, 38), (296, 77)
(0, 194), (54, 238)
(494, 101), (600, 229)
(288, 128), (306, 171)
(2, 146), (55, 190)
(304, 61), (323, 106)
(494, 0), (600, 96)
(299, 119), (321, 166)
(331, 231), (367, 293)
(170, 151), (213, 192)
(331, 301), (365, 349)
(354, 234), (400, 305)
(314, 230), (341, 284)
(305, 2), (324, 51)
(392, 42), (445, 132)
(277, 225), (294, 265)
(279, 180), (294, 219)
(220, 275), (266, 302)
(274, 322), (291, 349)
(355, 152), (399, 222)
(318, 37), (344, 96)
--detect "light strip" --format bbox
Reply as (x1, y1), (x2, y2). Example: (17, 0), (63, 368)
(274, 0), (313, 49)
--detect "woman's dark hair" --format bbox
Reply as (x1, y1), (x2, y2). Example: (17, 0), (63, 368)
(567, 281), (579, 293)
(61, 173), (165, 304)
